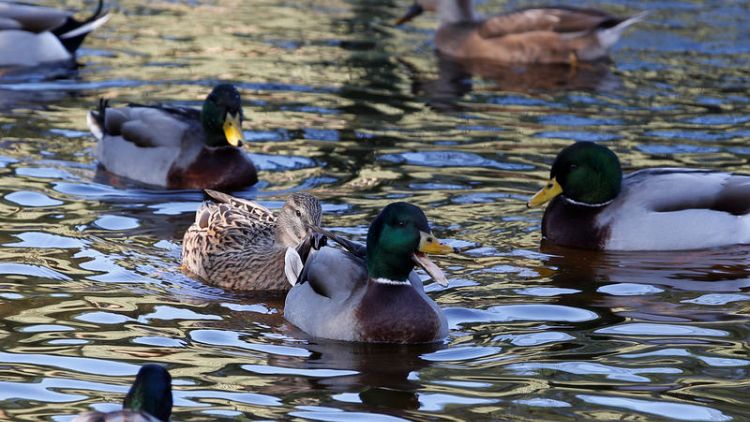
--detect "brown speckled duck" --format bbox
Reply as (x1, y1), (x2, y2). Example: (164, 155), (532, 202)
(72, 364), (172, 422)
(181, 190), (323, 291)
(87, 84), (257, 191)
(397, 0), (646, 64)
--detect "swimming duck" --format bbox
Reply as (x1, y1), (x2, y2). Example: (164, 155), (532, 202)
(182, 189), (324, 291)
(0, 0), (110, 68)
(527, 141), (750, 251)
(87, 84), (258, 190)
(284, 202), (454, 343)
(396, 0), (645, 64)
(72, 364), (172, 422)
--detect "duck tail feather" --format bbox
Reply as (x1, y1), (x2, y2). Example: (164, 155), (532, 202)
(54, 0), (110, 53)
(596, 10), (648, 50)
(87, 98), (108, 140)
(204, 189), (234, 204)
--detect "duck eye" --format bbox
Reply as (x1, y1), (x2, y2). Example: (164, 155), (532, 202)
(396, 220), (406, 227)
(569, 164), (577, 170)
(295, 210), (302, 218)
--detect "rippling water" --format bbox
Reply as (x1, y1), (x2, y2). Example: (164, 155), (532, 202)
(0, 0), (749, 420)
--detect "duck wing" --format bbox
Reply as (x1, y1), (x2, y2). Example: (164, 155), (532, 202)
(297, 247), (366, 299)
(193, 201), (276, 242)
(478, 7), (618, 38)
(312, 227), (366, 258)
(623, 169), (750, 215)
(598, 169), (750, 250)
(204, 189), (276, 223)
(89, 99), (196, 148)
(0, 3), (71, 33)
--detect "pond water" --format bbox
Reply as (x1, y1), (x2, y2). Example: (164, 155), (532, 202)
(0, 0), (749, 420)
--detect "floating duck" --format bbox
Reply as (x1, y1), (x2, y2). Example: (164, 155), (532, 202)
(182, 189), (324, 291)
(527, 141), (750, 250)
(396, 0), (645, 65)
(0, 0), (109, 68)
(285, 202), (454, 343)
(87, 84), (258, 190)
(72, 364), (172, 422)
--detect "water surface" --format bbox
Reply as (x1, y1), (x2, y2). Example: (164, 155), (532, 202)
(0, 0), (749, 420)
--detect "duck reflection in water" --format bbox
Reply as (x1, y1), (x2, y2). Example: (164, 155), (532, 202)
(407, 54), (621, 110)
(270, 335), (443, 411)
(395, 0), (641, 108)
(538, 242), (750, 325)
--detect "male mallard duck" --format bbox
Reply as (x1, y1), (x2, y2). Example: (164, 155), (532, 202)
(396, 0), (645, 64)
(87, 84), (257, 190)
(284, 202), (455, 343)
(182, 189), (324, 291)
(527, 141), (750, 251)
(72, 364), (172, 422)
(0, 0), (109, 68)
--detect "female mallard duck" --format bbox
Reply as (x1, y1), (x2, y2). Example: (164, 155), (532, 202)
(527, 141), (750, 251)
(87, 84), (258, 190)
(396, 0), (645, 64)
(0, 0), (109, 68)
(73, 364), (172, 422)
(284, 202), (455, 343)
(182, 189), (324, 291)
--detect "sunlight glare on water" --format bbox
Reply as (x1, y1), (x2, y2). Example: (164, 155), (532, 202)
(0, 0), (748, 420)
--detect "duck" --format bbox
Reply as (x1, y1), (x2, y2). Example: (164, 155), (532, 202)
(527, 141), (750, 251)
(396, 0), (646, 65)
(182, 189), (325, 291)
(0, 0), (110, 68)
(87, 84), (258, 190)
(284, 202), (455, 343)
(72, 364), (172, 422)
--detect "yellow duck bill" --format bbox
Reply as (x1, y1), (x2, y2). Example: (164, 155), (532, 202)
(412, 231), (453, 286)
(527, 177), (563, 208)
(223, 112), (244, 147)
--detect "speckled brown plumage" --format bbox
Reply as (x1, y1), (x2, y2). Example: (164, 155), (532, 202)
(181, 190), (322, 291)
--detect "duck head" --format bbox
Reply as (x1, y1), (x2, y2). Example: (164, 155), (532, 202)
(366, 202), (454, 285)
(123, 364), (173, 421)
(277, 193), (323, 247)
(528, 141), (622, 208)
(396, 0), (474, 25)
(201, 84), (245, 148)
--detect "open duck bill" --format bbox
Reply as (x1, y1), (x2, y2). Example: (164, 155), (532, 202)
(527, 177), (563, 208)
(412, 231), (453, 287)
(395, 2), (425, 25)
(223, 112), (244, 147)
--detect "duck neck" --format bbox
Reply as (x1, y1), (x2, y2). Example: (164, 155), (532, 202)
(367, 249), (413, 283)
(438, 0), (475, 24)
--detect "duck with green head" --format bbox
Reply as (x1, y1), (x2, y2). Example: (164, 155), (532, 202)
(87, 84), (257, 190)
(73, 364), (173, 422)
(284, 202), (454, 343)
(527, 141), (750, 250)
(0, 0), (109, 69)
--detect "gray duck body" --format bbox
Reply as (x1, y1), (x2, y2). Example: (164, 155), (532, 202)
(284, 246), (448, 343)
